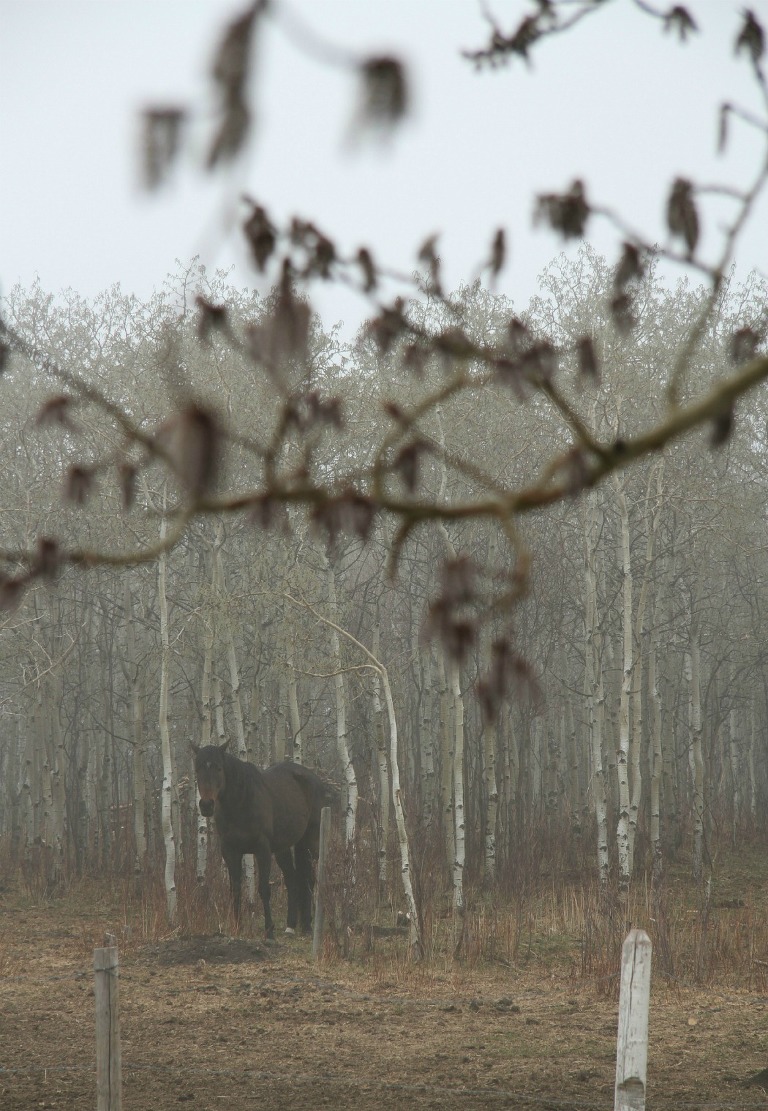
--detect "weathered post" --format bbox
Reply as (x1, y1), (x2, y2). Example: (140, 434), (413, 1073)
(615, 928), (652, 1111)
(312, 805), (331, 961)
(94, 938), (122, 1111)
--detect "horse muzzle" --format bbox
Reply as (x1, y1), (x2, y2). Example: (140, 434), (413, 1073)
(198, 798), (215, 818)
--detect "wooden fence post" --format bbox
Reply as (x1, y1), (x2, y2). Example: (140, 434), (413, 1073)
(94, 939), (122, 1111)
(615, 928), (652, 1111)
(312, 805), (331, 962)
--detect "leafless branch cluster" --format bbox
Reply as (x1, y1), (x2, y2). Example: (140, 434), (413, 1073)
(3, 0), (768, 700)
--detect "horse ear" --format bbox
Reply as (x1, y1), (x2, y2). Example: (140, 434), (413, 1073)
(220, 739), (230, 752)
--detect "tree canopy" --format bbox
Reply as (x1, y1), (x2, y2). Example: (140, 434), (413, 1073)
(2, 0), (767, 683)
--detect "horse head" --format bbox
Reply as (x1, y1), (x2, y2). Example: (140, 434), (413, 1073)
(192, 740), (230, 818)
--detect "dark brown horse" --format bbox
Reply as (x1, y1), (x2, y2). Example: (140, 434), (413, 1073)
(193, 742), (336, 939)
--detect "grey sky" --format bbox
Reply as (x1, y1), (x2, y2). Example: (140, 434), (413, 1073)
(2, 0), (767, 335)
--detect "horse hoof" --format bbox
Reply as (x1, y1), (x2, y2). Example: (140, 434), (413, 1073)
(284, 927), (296, 936)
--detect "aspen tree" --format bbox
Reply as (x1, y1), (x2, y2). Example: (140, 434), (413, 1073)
(371, 621), (389, 900)
(584, 488), (609, 887)
(157, 507), (177, 923)
(125, 578), (148, 874)
(321, 550), (357, 844)
(614, 474), (633, 894)
(685, 595), (705, 883)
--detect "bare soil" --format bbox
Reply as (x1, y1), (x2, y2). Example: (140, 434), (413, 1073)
(2, 883), (768, 1110)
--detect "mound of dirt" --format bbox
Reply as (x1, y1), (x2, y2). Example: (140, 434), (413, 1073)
(143, 934), (268, 965)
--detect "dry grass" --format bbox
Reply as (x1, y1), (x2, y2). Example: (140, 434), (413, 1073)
(5, 832), (768, 995)
(4, 838), (768, 1109)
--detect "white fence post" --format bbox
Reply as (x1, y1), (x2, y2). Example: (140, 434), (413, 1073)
(94, 939), (122, 1111)
(312, 805), (331, 961)
(615, 928), (652, 1111)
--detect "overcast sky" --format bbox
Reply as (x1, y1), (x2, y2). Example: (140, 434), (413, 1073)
(2, 0), (767, 335)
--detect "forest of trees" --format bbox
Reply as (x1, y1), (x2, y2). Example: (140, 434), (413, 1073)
(2, 2), (768, 958)
(1, 245), (767, 948)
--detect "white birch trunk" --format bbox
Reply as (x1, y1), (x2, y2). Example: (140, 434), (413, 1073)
(197, 575), (214, 882)
(39, 602), (67, 875)
(483, 713), (498, 883)
(286, 650), (303, 764)
(157, 515), (177, 923)
(273, 674), (287, 761)
(22, 697), (37, 853)
(545, 707), (563, 818)
(436, 647), (455, 882)
(533, 716), (543, 814)
(628, 463), (661, 875)
(321, 550), (357, 843)
(566, 696), (582, 824)
(728, 688), (740, 846)
(584, 490), (609, 886)
(420, 643), (435, 825)
(211, 537), (227, 748)
(449, 658), (465, 915)
(212, 670), (226, 745)
(372, 622), (389, 898)
(381, 667), (423, 958)
(51, 708), (66, 874)
(214, 526), (255, 902)
(685, 602), (705, 882)
(748, 705), (757, 822)
(40, 692), (54, 853)
(614, 475), (633, 894)
(648, 602), (663, 885)
(125, 579), (148, 873)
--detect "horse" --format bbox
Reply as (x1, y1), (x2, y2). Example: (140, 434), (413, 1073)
(192, 741), (336, 939)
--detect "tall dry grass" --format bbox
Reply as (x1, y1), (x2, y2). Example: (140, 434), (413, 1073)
(3, 825), (768, 994)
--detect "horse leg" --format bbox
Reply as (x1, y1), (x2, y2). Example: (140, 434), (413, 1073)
(294, 838), (314, 934)
(222, 846), (243, 927)
(254, 840), (275, 940)
(275, 848), (298, 934)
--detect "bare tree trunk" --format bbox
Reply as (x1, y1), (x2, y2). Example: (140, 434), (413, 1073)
(273, 674), (288, 762)
(212, 668), (226, 745)
(125, 578), (148, 874)
(380, 665), (423, 958)
(372, 622), (389, 901)
(321, 550), (357, 844)
(22, 701), (38, 854)
(629, 462), (662, 875)
(214, 528), (255, 904)
(483, 712), (498, 883)
(648, 593), (663, 886)
(436, 648), (455, 883)
(584, 491), (610, 887)
(569, 695), (585, 828)
(614, 475), (633, 894)
(157, 508), (177, 923)
(727, 672), (740, 846)
(247, 662), (261, 755)
(747, 703), (757, 824)
(286, 649), (303, 764)
(449, 658), (465, 917)
(499, 703), (518, 871)
(39, 687), (55, 861)
(685, 596), (705, 883)
(283, 591), (422, 957)
(197, 557), (214, 883)
(545, 705), (563, 823)
(419, 642), (435, 826)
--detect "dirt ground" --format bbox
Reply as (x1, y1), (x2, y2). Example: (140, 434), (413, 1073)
(2, 884), (768, 1111)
